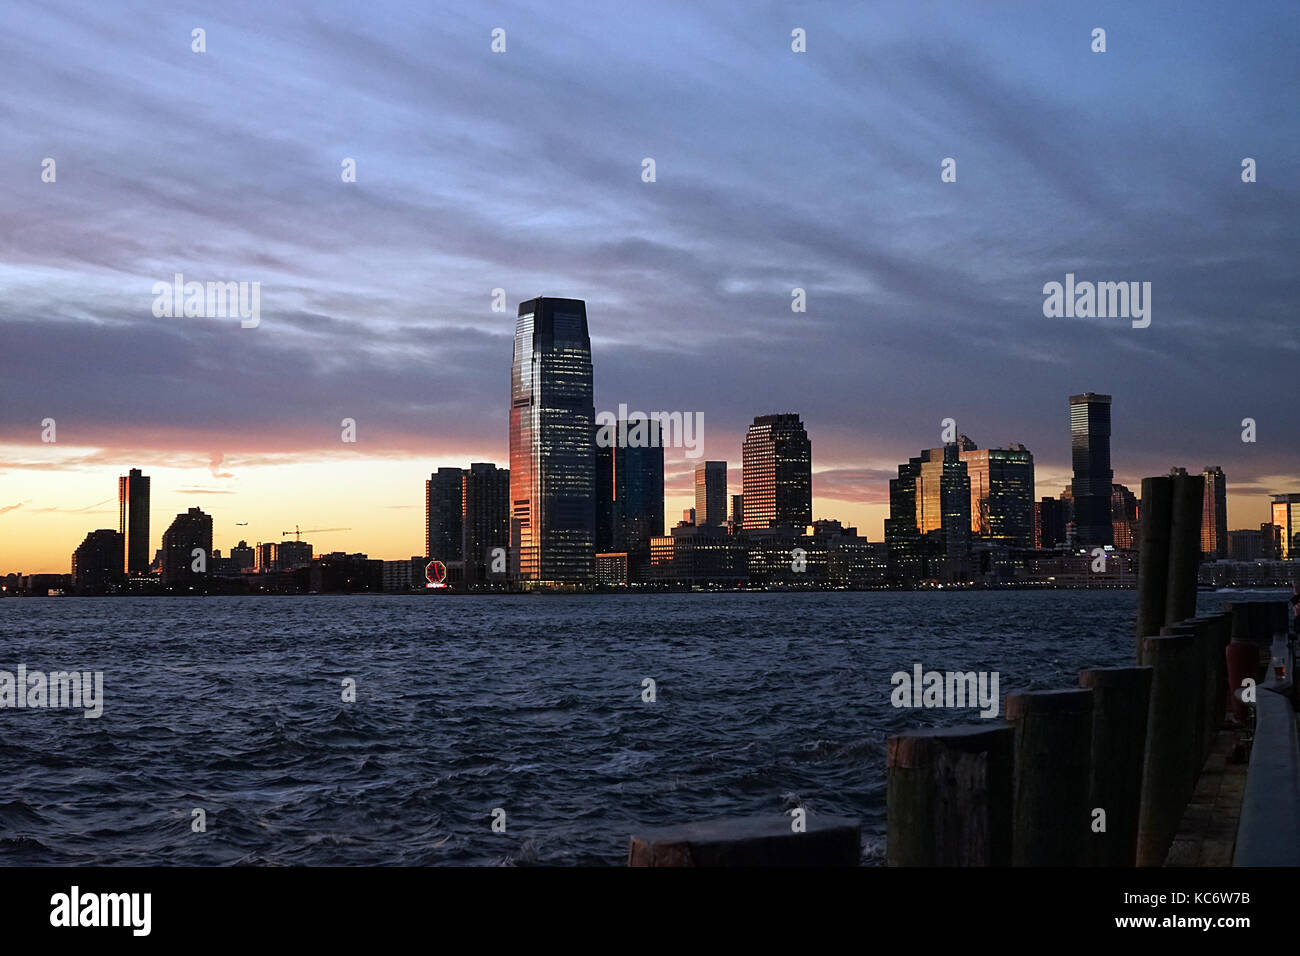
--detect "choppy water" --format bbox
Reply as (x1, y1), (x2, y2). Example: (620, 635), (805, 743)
(0, 590), (1231, 865)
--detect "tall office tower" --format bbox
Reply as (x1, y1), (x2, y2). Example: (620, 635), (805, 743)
(71, 529), (124, 594)
(1201, 466), (1228, 558)
(694, 461), (728, 526)
(462, 463), (510, 581)
(160, 507), (213, 586)
(959, 441), (1035, 547)
(918, 445), (972, 571)
(510, 297), (596, 584)
(741, 414), (812, 530)
(594, 419), (665, 555)
(118, 467), (151, 576)
(885, 446), (971, 581)
(1272, 494), (1300, 560)
(426, 467), (465, 562)
(731, 494), (744, 528)
(1069, 393), (1114, 547)
(1110, 483), (1140, 550)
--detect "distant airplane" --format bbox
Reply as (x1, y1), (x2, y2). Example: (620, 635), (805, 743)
(235, 522), (248, 526)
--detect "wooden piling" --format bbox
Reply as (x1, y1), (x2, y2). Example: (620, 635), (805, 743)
(885, 724), (1014, 866)
(1137, 632), (1198, 865)
(1079, 666), (1152, 866)
(1164, 472), (1204, 628)
(628, 814), (861, 866)
(1005, 689), (1093, 866)
(1136, 476), (1174, 661)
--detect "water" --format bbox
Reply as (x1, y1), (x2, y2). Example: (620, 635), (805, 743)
(0, 590), (1229, 865)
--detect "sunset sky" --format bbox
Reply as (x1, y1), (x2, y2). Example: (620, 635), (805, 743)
(2, 0), (1297, 572)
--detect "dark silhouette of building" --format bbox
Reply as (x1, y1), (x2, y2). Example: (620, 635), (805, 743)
(71, 529), (124, 594)
(256, 540), (312, 572)
(595, 419), (665, 570)
(510, 296), (596, 584)
(118, 467), (151, 576)
(230, 540), (255, 570)
(1111, 483), (1140, 550)
(741, 414), (812, 530)
(1069, 393), (1114, 546)
(462, 462), (510, 582)
(1035, 497), (1070, 549)
(1202, 466), (1228, 558)
(161, 507), (213, 587)
(426, 467), (465, 562)
(731, 494), (744, 530)
(695, 461), (728, 526)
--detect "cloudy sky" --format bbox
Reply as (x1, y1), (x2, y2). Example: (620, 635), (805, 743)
(1, 0), (1297, 571)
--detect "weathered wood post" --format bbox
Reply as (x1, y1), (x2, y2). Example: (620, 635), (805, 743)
(1164, 471), (1204, 628)
(1005, 689), (1093, 866)
(1079, 666), (1152, 866)
(628, 815), (861, 866)
(1136, 476), (1174, 661)
(1160, 621), (1207, 772)
(886, 724), (1014, 866)
(1137, 632), (1198, 865)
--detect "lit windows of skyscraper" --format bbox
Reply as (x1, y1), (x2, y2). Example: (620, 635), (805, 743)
(1271, 494), (1300, 560)
(1201, 466), (1228, 558)
(741, 414), (811, 530)
(694, 461), (728, 527)
(1069, 393), (1114, 547)
(118, 467), (150, 576)
(509, 297), (596, 584)
(1111, 483), (1140, 550)
(958, 440), (1035, 548)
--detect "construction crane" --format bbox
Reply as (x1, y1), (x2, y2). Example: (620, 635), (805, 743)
(281, 525), (351, 542)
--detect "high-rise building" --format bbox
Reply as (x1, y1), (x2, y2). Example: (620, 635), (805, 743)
(959, 441), (1035, 547)
(1035, 497), (1069, 549)
(426, 467), (465, 563)
(462, 462), (510, 582)
(885, 445), (971, 582)
(731, 494), (744, 529)
(594, 419), (665, 558)
(1110, 483), (1140, 550)
(695, 461), (728, 527)
(1202, 466), (1228, 558)
(71, 529), (124, 594)
(741, 414), (812, 530)
(118, 467), (151, 576)
(160, 507), (213, 587)
(1271, 494), (1300, 560)
(1069, 393), (1114, 547)
(510, 296), (596, 584)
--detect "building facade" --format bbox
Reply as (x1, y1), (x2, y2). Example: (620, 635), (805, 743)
(118, 467), (151, 576)
(694, 461), (728, 527)
(741, 414), (812, 530)
(1069, 393), (1114, 547)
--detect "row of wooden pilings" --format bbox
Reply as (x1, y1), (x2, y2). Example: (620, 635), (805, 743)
(886, 471), (1288, 866)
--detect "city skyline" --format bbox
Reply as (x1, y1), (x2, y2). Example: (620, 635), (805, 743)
(3, 1), (1298, 571)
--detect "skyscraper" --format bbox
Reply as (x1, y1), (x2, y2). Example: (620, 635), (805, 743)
(118, 467), (150, 576)
(741, 414), (812, 530)
(510, 297), (596, 584)
(160, 507), (213, 587)
(959, 440), (1035, 547)
(594, 419), (665, 557)
(1069, 393), (1113, 547)
(462, 463), (510, 582)
(1111, 483), (1140, 550)
(71, 529), (124, 594)
(1272, 494), (1300, 560)
(426, 467), (465, 562)
(885, 445), (971, 582)
(1201, 466), (1228, 558)
(695, 461), (728, 527)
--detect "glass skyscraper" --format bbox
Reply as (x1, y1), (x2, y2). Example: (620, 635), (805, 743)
(510, 297), (596, 584)
(694, 461), (728, 527)
(118, 467), (150, 576)
(741, 414), (811, 530)
(1069, 393), (1113, 547)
